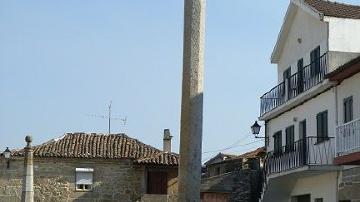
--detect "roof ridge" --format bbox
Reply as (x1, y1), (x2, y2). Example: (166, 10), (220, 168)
(11, 132), (165, 160)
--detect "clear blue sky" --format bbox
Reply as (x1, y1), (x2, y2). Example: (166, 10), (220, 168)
(0, 0), (358, 162)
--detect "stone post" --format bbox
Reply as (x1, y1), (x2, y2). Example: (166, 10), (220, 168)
(178, 0), (206, 201)
(21, 136), (34, 202)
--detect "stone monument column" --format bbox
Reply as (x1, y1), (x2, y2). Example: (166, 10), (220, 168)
(21, 135), (34, 202)
(178, 0), (206, 201)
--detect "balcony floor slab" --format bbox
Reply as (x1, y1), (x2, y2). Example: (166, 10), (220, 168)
(335, 151), (360, 165)
(268, 164), (341, 180)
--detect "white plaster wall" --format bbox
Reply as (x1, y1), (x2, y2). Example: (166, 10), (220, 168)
(336, 72), (360, 125)
(327, 17), (360, 54)
(290, 172), (338, 202)
(277, 7), (328, 83)
(267, 89), (336, 152)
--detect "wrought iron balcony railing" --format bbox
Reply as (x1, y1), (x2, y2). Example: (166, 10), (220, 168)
(266, 136), (335, 175)
(260, 53), (328, 116)
(336, 118), (360, 156)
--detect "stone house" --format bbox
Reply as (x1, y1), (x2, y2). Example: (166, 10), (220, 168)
(201, 147), (265, 202)
(0, 131), (179, 202)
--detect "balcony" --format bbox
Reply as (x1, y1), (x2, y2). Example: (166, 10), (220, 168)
(335, 118), (360, 164)
(266, 137), (335, 175)
(260, 53), (328, 117)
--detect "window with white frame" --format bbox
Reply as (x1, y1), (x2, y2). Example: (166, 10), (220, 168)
(75, 168), (93, 191)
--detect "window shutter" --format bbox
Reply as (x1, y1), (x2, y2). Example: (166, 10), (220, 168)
(344, 100), (348, 123)
(317, 113), (322, 140)
(274, 131), (282, 154)
(344, 97), (354, 123)
(297, 59), (304, 93)
(315, 46), (320, 74)
(278, 132), (282, 154)
(350, 98), (353, 121)
(76, 172), (93, 185)
(323, 111), (328, 138)
(310, 50), (316, 76)
(291, 127), (294, 145)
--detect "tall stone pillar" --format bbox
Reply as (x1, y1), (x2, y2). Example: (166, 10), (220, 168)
(178, 0), (206, 201)
(21, 136), (34, 202)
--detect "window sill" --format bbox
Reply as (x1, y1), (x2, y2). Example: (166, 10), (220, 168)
(75, 189), (93, 192)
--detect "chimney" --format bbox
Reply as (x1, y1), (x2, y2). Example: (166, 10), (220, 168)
(163, 129), (173, 153)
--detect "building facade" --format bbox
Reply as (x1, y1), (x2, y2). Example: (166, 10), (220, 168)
(0, 132), (179, 202)
(259, 0), (360, 201)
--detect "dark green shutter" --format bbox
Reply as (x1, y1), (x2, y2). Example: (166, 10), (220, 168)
(317, 113), (322, 141)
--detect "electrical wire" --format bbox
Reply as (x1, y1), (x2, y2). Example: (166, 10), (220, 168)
(202, 139), (263, 154)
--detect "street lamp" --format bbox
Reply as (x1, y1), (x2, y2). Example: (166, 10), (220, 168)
(4, 147), (11, 169)
(251, 121), (267, 139)
(251, 121), (261, 135)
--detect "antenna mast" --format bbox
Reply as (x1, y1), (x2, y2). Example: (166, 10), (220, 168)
(108, 101), (112, 134)
(86, 101), (127, 134)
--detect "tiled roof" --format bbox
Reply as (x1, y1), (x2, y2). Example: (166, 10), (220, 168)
(305, 0), (360, 19)
(136, 152), (179, 166)
(221, 147), (266, 163)
(12, 133), (179, 166)
(204, 147), (265, 166)
(238, 147), (266, 159)
(204, 152), (237, 166)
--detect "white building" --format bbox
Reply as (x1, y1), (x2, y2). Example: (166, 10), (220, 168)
(259, 0), (360, 201)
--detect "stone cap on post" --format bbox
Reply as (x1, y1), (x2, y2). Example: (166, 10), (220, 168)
(25, 135), (32, 148)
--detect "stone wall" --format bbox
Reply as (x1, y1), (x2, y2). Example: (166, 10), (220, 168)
(230, 169), (262, 202)
(0, 157), (146, 202)
(201, 169), (263, 202)
(339, 166), (360, 202)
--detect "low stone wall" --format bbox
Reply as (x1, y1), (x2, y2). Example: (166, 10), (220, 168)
(0, 157), (145, 202)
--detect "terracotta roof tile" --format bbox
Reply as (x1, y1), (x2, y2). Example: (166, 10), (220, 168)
(136, 152), (179, 166)
(12, 133), (179, 166)
(305, 0), (360, 19)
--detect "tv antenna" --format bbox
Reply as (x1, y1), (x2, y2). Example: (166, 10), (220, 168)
(87, 101), (127, 134)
